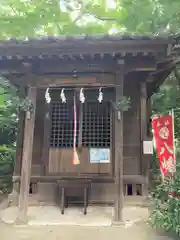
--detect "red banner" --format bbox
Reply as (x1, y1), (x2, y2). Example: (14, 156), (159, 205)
(152, 115), (176, 176)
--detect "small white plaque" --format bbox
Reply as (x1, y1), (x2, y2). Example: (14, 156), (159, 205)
(143, 140), (153, 154)
(90, 148), (110, 163)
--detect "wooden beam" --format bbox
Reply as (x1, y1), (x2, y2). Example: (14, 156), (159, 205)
(124, 57), (157, 73)
(114, 61), (124, 223)
(0, 40), (168, 57)
(140, 81), (147, 173)
(140, 82), (147, 137)
(13, 174), (148, 184)
(0, 58), (116, 75)
(14, 111), (25, 176)
(140, 82), (149, 196)
(146, 98), (152, 137)
(0, 57), (160, 75)
(16, 87), (37, 223)
(151, 62), (173, 75)
(6, 73), (117, 88)
(147, 68), (173, 97)
(33, 74), (116, 88)
(10, 110), (25, 205)
(41, 100), (51, 175)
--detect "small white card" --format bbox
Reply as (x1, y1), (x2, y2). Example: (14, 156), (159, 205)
(143, 140), (153, 154)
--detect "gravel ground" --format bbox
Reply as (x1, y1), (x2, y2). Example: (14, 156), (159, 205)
(0, 221), (177, 240)
(0, 196), (177, 240)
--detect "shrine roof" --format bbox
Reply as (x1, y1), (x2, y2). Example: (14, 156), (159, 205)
(0, 34), (175, 43)
(0, 34), (176, 60)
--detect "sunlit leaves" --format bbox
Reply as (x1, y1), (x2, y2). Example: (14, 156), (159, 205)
(0, 0), (180, 38)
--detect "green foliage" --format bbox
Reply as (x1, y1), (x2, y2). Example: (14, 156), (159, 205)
(0, 0), (180, 39)
(0, 78), (19, 193)
(149, 162), (180, 236)
(150, 73), (180, 236)
(0, 146), (15, 193)
(113, 96), (131, 112)
(0, 78), (21, 144)
(152, 74), (180, 142)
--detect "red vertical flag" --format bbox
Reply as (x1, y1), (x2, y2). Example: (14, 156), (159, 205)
(152, 115), (176, 176)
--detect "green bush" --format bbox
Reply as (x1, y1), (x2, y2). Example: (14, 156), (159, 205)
(0, 146), (15, 193)
(149, 161), (180, 236)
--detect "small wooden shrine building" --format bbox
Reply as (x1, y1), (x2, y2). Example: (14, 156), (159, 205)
(0, 35), (177, 222)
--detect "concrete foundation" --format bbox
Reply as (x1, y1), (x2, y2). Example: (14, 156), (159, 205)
(0, 205), (149, 227)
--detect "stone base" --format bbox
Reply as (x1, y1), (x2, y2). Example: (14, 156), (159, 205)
(111, 220), (125, 226)
(8, 191), (19, 206)
(15, 217), (28, 225)
(0, 194), (9, 210)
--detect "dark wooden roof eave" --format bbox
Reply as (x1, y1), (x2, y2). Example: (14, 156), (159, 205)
(0, 35), (175, 59)
(147, 65), (174, 97)
(0, 35), (176, 89)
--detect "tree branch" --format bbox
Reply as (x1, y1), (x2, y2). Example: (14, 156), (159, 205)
(0, 92), (9, 96)
(65, 0), (120, 23)
(73, 9), (86, 24)
(84, 11), (120, 22)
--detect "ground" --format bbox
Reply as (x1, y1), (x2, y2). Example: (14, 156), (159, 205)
(0, 221), (177, 240)
(0, 196), (177, 240)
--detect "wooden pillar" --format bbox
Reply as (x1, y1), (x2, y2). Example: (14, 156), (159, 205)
(8, 111), (25, 205)
(114, 61), (124, 223)
(41, 99), (50, 175)
(140, 81), (147, 173)
(146, 97), (153, 190)
(140, 81), (149, 196)
(11, 86), (26, 178)
(17, 87), (37, 223)
(146, 97), (152, 137)
(14, 111), (25, 176)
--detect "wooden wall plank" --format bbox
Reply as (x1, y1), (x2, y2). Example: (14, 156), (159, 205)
(48, 148), (112, 175)
(123, 74), (142, 175)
